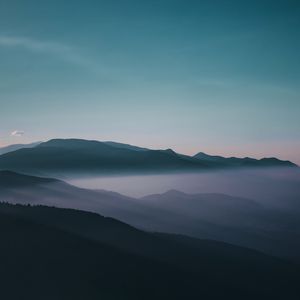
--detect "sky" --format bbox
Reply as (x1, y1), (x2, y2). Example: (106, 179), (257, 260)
(0, 0), (299, 164)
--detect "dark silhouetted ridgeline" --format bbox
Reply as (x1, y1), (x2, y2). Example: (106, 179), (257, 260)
(0, 139), (296, 176)
(0, 202), (299, 300)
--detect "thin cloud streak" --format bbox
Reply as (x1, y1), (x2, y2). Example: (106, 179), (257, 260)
(11, 130), (25, 137)
(0, 35), (91, 68)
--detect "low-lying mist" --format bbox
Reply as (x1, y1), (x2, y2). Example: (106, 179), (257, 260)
(68, 167), (300, 210)
(1, 167), (300, 262)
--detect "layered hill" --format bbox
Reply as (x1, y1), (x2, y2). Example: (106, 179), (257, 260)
(0, 202), (299, 300)
(1, 170), (300, 262)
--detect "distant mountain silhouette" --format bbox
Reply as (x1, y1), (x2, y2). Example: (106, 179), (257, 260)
(194, 151), (296, 167)
(1, 170), (300, 262)
(0, 141), (41, 155)
(0, 139), (296, 176)
(0, 202), (299, 300)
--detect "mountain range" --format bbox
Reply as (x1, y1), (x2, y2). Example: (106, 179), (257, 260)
(0, 139), (296, 177)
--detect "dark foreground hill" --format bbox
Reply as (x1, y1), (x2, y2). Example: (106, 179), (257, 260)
(0, 202), (299, 300)
(0, 139), (296, 176)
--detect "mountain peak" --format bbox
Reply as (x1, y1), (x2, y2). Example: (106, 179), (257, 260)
(39, 138), (103, 147)
(163, 149), (178, 155)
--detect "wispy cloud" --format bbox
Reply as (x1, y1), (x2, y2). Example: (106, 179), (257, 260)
(0, 35), (91, 68)
(11, 130), (25, 137)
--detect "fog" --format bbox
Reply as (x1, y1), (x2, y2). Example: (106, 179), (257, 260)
(68, 167), (300, 210)
(2, 167), (300, 262)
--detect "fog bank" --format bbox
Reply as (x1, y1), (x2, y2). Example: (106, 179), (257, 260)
(68, 168), (300, 208)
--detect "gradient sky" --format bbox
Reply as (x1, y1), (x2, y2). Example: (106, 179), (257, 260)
(0, 0), (299, 163)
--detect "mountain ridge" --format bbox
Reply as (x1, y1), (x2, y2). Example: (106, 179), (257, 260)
(0, 138), (296, 176)
(194, 151), (296, 167)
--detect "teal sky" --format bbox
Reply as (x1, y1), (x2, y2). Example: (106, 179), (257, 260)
(0, 0), (299, 163)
